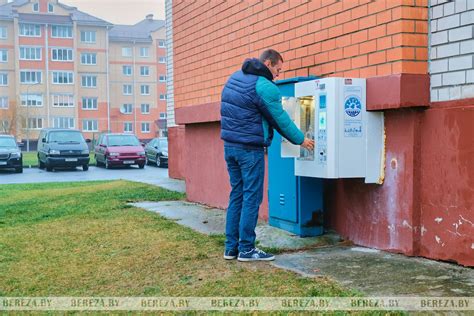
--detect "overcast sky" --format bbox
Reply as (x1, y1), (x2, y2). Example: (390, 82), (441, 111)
(61, 0), (165, 25)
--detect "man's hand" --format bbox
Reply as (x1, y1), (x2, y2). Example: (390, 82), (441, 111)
(301, 138), (315, 150)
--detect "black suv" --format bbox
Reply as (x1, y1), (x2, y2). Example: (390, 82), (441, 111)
(37, 129), (90, 171)
(0, 135), (23, 173)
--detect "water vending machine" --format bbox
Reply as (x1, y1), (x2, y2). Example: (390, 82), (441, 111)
(282, 78), (385, 184)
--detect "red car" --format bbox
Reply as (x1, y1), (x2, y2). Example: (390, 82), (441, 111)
(94, 133), (146, 169)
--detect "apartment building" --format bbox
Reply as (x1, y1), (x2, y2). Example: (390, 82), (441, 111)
(0, 0), (166, 146)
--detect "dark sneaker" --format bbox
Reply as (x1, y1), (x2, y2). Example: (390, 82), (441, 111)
(237, 248), (275, 262)
(224, 249), (238, 260)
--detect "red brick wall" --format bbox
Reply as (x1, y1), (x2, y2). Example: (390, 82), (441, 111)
(173, 0), (428, 109)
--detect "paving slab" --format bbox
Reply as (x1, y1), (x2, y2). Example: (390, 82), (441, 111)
(133, 200), (474, 297)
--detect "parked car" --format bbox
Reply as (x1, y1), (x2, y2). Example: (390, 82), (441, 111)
(0, 135), (23, 173)
(94, 133), (146, 169)
(37, 128), (90, 172)
(145, 137), (168, 168)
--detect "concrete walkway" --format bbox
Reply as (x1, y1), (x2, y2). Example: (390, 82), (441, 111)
(133, 201), (474, 297)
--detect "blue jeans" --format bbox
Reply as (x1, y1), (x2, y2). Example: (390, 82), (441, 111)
(224, 146), (265, 253)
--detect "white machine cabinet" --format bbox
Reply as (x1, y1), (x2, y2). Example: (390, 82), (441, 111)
(281, 78), (385, 184)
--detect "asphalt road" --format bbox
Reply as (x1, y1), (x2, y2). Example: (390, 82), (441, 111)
(0, 165), (186, 193)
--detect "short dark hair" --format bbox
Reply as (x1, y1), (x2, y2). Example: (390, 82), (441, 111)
(259, 49), (283, 66)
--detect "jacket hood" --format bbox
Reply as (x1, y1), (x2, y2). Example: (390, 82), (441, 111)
(242, 58), (274, 81)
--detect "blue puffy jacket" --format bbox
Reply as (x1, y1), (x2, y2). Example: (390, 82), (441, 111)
(220, 58), (304, 148)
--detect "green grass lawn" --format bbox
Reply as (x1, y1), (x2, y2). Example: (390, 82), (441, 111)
(22, 151), (96, 167)
(0, 180), (354, 297)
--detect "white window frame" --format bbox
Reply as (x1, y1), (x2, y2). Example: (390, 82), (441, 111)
(0, 119), (9, 132)
(82, 119), (98, 132)
(140, 47), (149, 58)
(140, 66), (150, 76)
(80, 52), (97, 65)
(33, 2), (39, 12)
(122, 65), (132, 76)
(0, 26), (6, 39)
(24, 117), (43, 129)
(124, 122), (133, 133)
(19, 23), (41, 37)
(123, 84), (132, 95)
(141, 103), (150, 114)
(20, 94), (43, 107)
(20, 46), (41, 61)
(82, 97), (98, 110)
(140, 85), (150, 95)
(20, 71), (41, 84)
(81, 75), (97, 88)
(48, 3), (54, 13)
(52, 94), (74, 108)
(51, 25), (73, 38)
(52, 71), (74, 84)
(80, 30), (96, 43)
(122, 47), (132, 57)
(122, 103), (133, 114)
(141, 122), (150, 133)
(159, 75), (166, 82)
(159, 57), (166, 63)
(53, 117), (75, 129)
(51, 48), (73, 61)
(0, 96), (8, 109)
(159, 94), (166, 100)
(158, 40), (165, 48)
(159, 112), (167, 119)
(0, 73), (6, 86)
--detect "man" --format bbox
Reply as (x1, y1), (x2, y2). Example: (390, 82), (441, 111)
(220, 49), (314, 262)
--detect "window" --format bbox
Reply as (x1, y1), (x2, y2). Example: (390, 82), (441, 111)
(140, 66), (150, 76)
(158, 40), (165, 48)
(24, 117), (43, 129)
(0, 120), (8, 133)
(20, 94), (43, 107)
(159, 112), (167, 119)
(140, 47), (149, 57)
(122, 47), (132, 57)
(52, 71), (74, 84)
(20, 47), (41, 60)
(19, 23), (41, 37)
(140, 85), (150, 95)
(81, 53), (97, 65)
(0, 49), (7, 62)
(123, 84), (132, 95)
(48, 3), (54, 13)
(80, 30), (96, 43)
(159, 94), (166, 100)
(33, 2), (39, 12)
(52, 94), (74, 107)
(81, 75), (97, 88)
(159, 75), (166, 82)
(51, 48), (73, 61)
(51, 25), (72, 38)
(82, 119), (98, 132)
(82, 97), (97, 110)
(121, 103), (132, 114)
(141, 103), (150, 114)
(0, 73), (7, 86)
(20, 71), (41, 84)
(124, 122), (133, 133)
(0, 26), (7, 39)
(141, 122), (150, 133)
(53, 117), (75, 129)
(122, 65), (132, 76)
(159, 57), (166, 63)
(0, 97), (8, 109)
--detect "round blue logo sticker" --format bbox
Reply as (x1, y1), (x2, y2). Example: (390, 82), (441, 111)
(344, 96), (362, 117)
